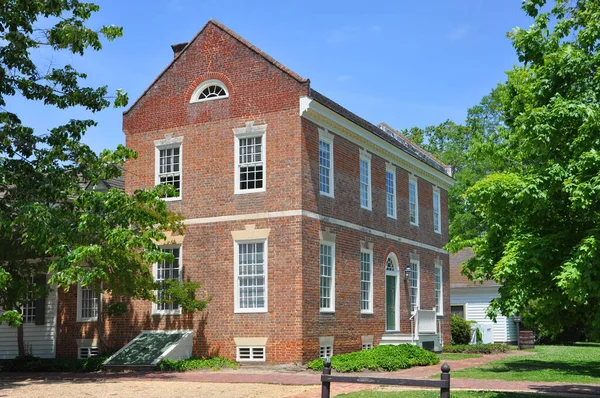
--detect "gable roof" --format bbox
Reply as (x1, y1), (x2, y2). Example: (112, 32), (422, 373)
(124, 19), (308, 116)
(308, 90), (450, 175)
(450, 248), (499, 289)
(125, 20), (452, 178)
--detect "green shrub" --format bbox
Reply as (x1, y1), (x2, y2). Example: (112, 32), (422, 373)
(451, 314), (472, 345)
(443, 343), (509, 354)
(0, 354), (109, 372)
(306, 344), (439, 372)
(155, 356), (238, 371)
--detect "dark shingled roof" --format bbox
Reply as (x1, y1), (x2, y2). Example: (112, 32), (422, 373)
(308, 89), (450, 176)
(450, 248), (499, 289)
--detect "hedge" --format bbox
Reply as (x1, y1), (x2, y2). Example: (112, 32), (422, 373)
(155, 356), (238, 371)
(0, 355), (109, 372)
(306, 344), (439, 372)
(442, 344), (509, 354)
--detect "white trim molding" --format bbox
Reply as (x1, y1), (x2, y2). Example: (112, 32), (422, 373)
(155, 134), (183, 202)
(359, 149), (372, 211)
(152, 245), (183, 316)
(233, 238), (268, 313)
(409, 174), (419, 226)
(386, 163), (397, 219)
(76, 282), (100, 323)
(318, 127), (335, 198)
(300, 97), (454, 190)
(434, 258), (443, 316)
(319, 230), (336, 313)
(433, 186), (441, 234)
(359, 243), (374, 314)
(233, 121), (267, 195)
(189, 79), (229, 103)
(183, 210), (448, 255)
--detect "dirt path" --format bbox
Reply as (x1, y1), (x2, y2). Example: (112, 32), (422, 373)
(0, 379), (313, 398)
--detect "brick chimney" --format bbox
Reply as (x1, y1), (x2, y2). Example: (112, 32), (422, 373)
(171, 42), (188, 58)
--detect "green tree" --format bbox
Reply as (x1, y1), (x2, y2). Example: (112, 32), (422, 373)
(0, 1), (209, 357)
(449, 0), (600, 339)
(402, 85), (509, 242)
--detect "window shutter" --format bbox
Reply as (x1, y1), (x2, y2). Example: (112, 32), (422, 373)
(34, 275), (46, 325)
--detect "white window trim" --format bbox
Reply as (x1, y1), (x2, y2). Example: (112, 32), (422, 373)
(318, 128), (335, 198)
(359, 150), (372, 211)
(236, 345), (266, 362)
(152, 245), (183, 316)
(76, 282), (100, 323)
(360, 247), (373, 314)
(233, 123), (267, 195)
(189, 79), (229, 103)
(386, 163), (397, 219)
(234, 239), (268, 313)
(435, 260), (443, 316)
(433, 186), (441, 234)
(319, 241), (336, 313)
(78, 346), (99, 359)
(155, 138), (183, 202)
(409, 175), (419, 226)
(410, 259), (420, 315)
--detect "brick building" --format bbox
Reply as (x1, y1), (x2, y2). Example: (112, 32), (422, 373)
(1, 20), (454, 364)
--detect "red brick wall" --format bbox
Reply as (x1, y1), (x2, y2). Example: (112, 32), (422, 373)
(55, 21), (451, 364)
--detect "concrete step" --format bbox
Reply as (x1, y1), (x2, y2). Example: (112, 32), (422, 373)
(379, 333), (417, 345)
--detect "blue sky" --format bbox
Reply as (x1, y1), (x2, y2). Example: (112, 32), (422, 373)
(10, 0), (532, 153)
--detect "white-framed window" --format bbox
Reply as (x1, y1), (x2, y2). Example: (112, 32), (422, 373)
(359, 151), (372, 210)
(190, 79), (229, 103)
(319, 345), (333, 358)
(386, 164), (397, 219)
(21, 301), (36, 324)
(155, 143), (182, 200)
(77, 283), (99, 322)
(433, 187), (441, 234)
(319, 242), (335, 312)
(409, 175), (419, 226)
(236, 346), (265, 361)
(360, 249), (373, 314)
(434, 262), (443, 315)
(362, 343), (373, 350)
(319, 129), (334, 197)
(410, 259), (420, 314)
(153, 246), (182, 315)
(235, 240), (268, 313)
(234, 124), (266, 194)
(78, 346), (99, 359)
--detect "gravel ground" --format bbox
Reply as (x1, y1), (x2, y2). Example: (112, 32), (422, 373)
(0, 379), (315, 398)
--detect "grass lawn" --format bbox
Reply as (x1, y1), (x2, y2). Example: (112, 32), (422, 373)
(449, 343), (600, 384)
(438, 353), (482, 360)
(337, 391), (563, 397)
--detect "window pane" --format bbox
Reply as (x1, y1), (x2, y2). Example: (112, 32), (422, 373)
(238, 136), (264, 190)
(320, 244), (334, 310)
(386, 171), (395, 217)
(319, 140), (331, 194)
(156, 248), (181, 311)
(238, 242), (266, 309)
(360, 252), (372, 311)
(410, 262), (419, 313)
(360, 159), (370, 208)
(158, 147), (182, 196)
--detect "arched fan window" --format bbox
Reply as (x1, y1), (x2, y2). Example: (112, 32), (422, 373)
(190, 79), (229, 103)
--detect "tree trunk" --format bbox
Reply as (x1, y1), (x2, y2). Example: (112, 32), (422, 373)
(17, 323), (25, 358)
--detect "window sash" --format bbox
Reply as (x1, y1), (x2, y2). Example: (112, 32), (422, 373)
(360, 158), (371, 209)
(433, 190), (441, 233)
(158, 146), (181, 196)
(79, 285), (99, 321)
(155, 248), (181, 313)
(237, 242), (266, 310)
(360, 251), (372, 312)
(434, 266), (442, 314)
(409, 180), (418, 224)
(320, 243), (334, 311)
(386, 170), (396, 218)
(238, 136), (264, 191)
(410, 261), (420, 313)
(319, 140), (332, 195)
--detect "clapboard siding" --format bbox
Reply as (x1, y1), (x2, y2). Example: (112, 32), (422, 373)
(0, 286), (57, 359)
(451, 287), (516, 343)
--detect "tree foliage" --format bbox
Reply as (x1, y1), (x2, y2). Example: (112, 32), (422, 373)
(0, 1), (210, 355)
(449, 0), (600, 339)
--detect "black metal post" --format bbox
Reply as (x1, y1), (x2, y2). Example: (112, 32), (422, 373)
(321, 358), (331, 398)
(440, 362), (450, 398)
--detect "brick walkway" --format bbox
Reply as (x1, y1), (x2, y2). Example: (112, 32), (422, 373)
(2, 351), (600, 397)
